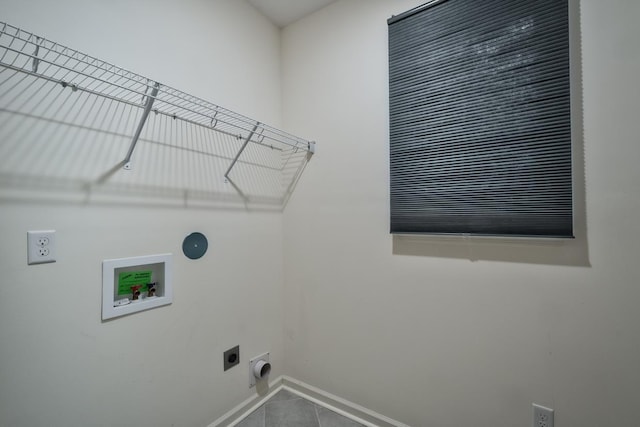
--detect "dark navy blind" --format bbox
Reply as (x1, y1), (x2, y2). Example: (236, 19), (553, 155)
(388, 0), (573, 237)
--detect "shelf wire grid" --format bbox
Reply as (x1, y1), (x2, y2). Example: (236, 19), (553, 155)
(0, 22), (313, 207)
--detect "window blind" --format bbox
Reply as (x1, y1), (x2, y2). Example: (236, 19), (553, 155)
(388, 0), (572, 237)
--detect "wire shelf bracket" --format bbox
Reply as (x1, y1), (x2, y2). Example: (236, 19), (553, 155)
(123, 81), (160, 170)
(224, 122), (259, 180)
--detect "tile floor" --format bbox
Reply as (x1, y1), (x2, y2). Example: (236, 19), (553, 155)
(235, 389), (365, 427)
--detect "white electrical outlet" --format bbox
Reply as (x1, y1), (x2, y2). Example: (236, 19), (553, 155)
(533, 404), (554, 427)
(27, 230), (56, 265)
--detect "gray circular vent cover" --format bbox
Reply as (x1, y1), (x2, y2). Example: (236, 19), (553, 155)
(182, 232), (208, 259)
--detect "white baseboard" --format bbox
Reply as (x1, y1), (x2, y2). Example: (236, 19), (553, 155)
(208, 375), (410, 427)
(208, 376), (284, 427)
(281, 376), (410, 427)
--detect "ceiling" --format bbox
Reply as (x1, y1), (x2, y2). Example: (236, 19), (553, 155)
(247, 0), (338, 28)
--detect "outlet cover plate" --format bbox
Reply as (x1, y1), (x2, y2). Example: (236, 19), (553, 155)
(27, 230), (56, 265)
(223, 345), (240, 371)
(533, 403), (554, 427)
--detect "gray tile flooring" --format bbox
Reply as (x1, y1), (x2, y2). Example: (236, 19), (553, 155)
(236, 389), (365, 427)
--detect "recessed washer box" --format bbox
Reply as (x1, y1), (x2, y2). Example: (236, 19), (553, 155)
(102, 254), (173, 320)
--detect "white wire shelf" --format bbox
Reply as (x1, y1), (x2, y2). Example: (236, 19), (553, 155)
(0, 21), (315, 207)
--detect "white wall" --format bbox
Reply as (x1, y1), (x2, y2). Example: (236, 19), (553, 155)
(282, 1), (640, 426)
(4, 1), (640, 426)
(0, 1), (284, 426)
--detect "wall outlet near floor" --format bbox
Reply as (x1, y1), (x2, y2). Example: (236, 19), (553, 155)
(533, 403), (554, 427)
(27, 230), (56, 265)
(223, 345), (240, 371)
